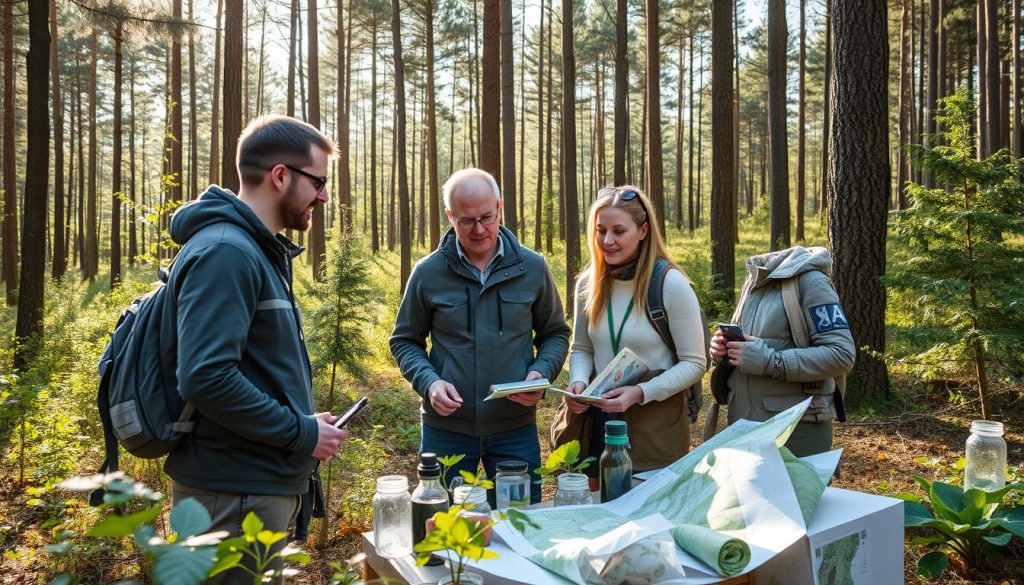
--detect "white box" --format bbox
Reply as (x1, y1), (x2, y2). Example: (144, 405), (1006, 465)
(754, 487), (905, 585)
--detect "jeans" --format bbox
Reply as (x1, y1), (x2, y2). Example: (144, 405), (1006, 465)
(421, 421), (542, 505)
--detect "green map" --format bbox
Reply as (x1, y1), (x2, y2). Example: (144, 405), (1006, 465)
(814, 530), (868, 585)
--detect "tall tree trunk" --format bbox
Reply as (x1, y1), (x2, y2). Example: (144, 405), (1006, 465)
(916, 0), (925, 182)
(534, 8), (545, 251)
(711, 0), (736, 310)
(797, 0), (806, 241)
(596, 61), (605, 188)
(767, 0), (790, 250)
(645, 0), (665, 235)
(500, 0), (517, 232)
(696, 42), (705, 227)
(3, 0), (19, 301)
(977, 0), (987, 158)
(1015, 0), (1022, 160)
(15, 0), (49, 370)
(828, 0), (890, 400)
(337, 0), (351, 232)
(897, 0), (913, 209)
(129, 57), (138, 264)
(221, 0), (242, 192)
(50, 0), (65, 279)
(481, 0), (501, 178)
(308, 0), (325, 280)
(518, 0), (527, 237)
(171, 0), (183, 207)
(189, 0), (198, 200)
(85, 30), (98, 280)
(613, 0), (627, 185)
(255, 3), (267, 117)
(545, 0), (553, 254)
(925, 0), (938, 180)
(287, 0), (297, 118)
(675, 40), (684, 230)
(733, 0), (741, 244)
(392, 0), (411, 291)
(688, 33), (695, 233)
(75, 52), (84, 272)
(821, 0), (832, 214)
(563, 0), (579, 318)
(111, 23), (123, 290)
(985, 0), (1000, 155)
(68, 64), (77, 270)
(370, 24), (379, 252)
(639, 82), (647, 190)
(425, 0), (440, 247)
(209, 0), (222, 186)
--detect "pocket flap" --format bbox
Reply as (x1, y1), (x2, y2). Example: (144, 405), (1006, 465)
(430, 293), (467, 308)
(499, 290), (534, 304)
(762, 394), (804, 414)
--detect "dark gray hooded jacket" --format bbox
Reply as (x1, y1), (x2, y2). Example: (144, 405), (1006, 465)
(163, 186), (319, 496)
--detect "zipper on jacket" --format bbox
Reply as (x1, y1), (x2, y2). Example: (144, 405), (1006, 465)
(465, 286), (472, 334)
(497, 294), (503, 336)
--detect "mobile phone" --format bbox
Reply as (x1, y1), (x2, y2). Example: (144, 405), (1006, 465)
(333, 396), (369, 429)
(719, 323), (745, 343)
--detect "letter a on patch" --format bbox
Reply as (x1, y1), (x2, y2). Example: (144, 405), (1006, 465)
(809, 304), (850, 333)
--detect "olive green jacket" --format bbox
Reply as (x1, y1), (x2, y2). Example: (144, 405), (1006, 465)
(717, 246), (855, 424)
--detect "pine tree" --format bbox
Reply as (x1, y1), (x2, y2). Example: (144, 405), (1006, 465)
(305, 230), (375, 548)
(889, 89), (1024, 420)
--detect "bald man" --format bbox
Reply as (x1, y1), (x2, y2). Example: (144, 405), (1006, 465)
(390, 168), (570, 505)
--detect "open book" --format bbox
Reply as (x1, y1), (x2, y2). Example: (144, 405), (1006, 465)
(548, 347), (649, 403)
(484, 378), (552, 401)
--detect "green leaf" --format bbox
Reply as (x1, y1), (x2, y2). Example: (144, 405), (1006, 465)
(909, 535), (949, 546)
(904, 501), (936, 526)
(991, 506), (1024, 538)
(256, 530), (287, 548)
(437, 454), (465, 467)
(981, 531), (1012, 547)
(281, 551), (310, 563)
(240, 512), (263, 538)
(917, 551), (949, 579)
(215, 536), (249, 555)
(893, 492), (923, 503)
(207, 552), (243, 577)
(169, 498), (211, 539)
(458, 470), (478, 485)
(959, 489), (988, 525)
(43, 542), (73, 555)
(152, 544), (217, 585)
(87, 505), (164, 538)
(929, 481), (965, 522)
(506, 509), (540, 532)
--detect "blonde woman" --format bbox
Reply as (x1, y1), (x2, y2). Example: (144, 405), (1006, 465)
(557, 186), (707, 484)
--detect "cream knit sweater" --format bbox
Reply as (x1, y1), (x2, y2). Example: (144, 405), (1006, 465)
(568, 269), (707, 404)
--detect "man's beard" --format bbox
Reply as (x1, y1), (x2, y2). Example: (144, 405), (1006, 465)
(280, 183), (316, 232)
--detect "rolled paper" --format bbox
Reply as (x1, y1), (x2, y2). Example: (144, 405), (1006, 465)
(671, 523), (751, 577)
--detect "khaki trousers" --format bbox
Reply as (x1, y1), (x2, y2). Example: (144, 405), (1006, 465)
(172, 480), (301, 585)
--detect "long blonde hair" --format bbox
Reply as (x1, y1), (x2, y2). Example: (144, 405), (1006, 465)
(582, 185), (680, 328)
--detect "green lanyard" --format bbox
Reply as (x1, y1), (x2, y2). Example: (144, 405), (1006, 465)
(606, 298), (635, 355)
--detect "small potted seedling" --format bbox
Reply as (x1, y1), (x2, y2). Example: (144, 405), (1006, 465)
(534, 440), (597, 506)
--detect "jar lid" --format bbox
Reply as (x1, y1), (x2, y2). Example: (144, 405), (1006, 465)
(496, 459), (529, 473)
(452, 485), (488, 505)
(556, 473), (590, 491)
(970, 420), (1005, 437)
(418, 452), (441, 477)
(376, 475), (409, 493)
(605, 420), (629, 445)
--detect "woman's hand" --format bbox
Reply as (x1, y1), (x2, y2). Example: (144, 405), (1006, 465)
(710, 329), (729, 361)
(725, 334), (760, 369)
(563, 381), (590, 414)
(595, 385), (644, 413)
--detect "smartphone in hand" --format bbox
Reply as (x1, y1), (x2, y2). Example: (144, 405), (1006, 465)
(334, 396), (369, 429)
(719, 323), (745, 343)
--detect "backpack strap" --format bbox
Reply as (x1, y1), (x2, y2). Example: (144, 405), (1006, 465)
(645, 257), (676, 358)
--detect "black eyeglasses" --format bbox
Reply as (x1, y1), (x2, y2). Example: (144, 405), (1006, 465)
(283, 164), (328, 194)
(453, 210), (500, 230)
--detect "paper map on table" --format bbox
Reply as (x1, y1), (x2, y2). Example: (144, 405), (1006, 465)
(813, 528), (869, 585)
(493, 398), (839, 584)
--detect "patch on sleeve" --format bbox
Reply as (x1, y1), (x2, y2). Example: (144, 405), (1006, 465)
(809, 304), (850, 333)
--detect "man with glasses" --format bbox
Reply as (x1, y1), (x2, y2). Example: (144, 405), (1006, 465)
(164, 115), (348, 583)
(391, 168), (570, 505)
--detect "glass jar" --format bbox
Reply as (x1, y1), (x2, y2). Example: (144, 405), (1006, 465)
(438, 572), (484, 585)
(494, 460), (531, 509)
(554, 473), (594, 507)
(452, 485), (492, 516)
(373, 475), (412, 559)
(964, 420), (1007, 491)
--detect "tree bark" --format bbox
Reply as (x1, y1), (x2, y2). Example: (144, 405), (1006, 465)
(14, 0), (49, 370)
(287, 0), (297, 118)
(545, 0), (554, 254)
(985, 0), (1000, 155)
(370, 23), (379, 252)
(50, 0), (65, 279)
(481, 0), (501, 178)
(675, 40), (684, 231)
(111, 23), (123, 289)
(425, 0), (440, 247)
(129, 57), (137, 264)
(308, 0), (325, 280)
(171, 0), (183, 207)
(897, 0), (912, 209)
(1015, 0), (1022, 160)
(188, 0), (197, 200)
(977, 0), (987, 159)
(533, 6), (545, 252)
(711, 0), (736, 310)
(392, 0), (411, 291)
(688, 33), (695, 233)
(767, 0), (790, 251)
(209, 0), (222, 186)
(613, 0), (627, 185)
(828, 0), (890, 400)
(500, 0), (517, 232)
(3, 0), (19, 301)
(563, 0), (579, 317)
(221, 0), (242, 192)
(797, 0), (806, 241)
(85, 30), (98, 279)
(645, 0), (665, 235)
(821, 0), (832, 214)
(337, 0), (351, 232)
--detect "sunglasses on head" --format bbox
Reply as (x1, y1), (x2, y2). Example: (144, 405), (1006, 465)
(597, 186), (647, 215)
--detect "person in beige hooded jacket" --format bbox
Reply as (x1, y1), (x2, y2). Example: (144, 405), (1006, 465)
(709, 246), (855, 456)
